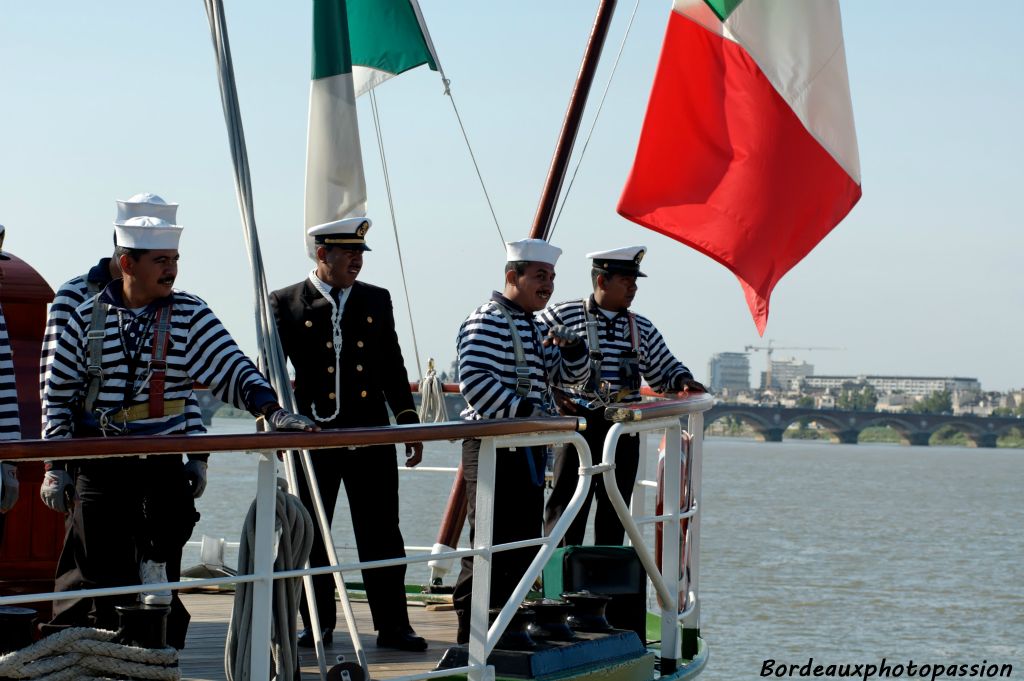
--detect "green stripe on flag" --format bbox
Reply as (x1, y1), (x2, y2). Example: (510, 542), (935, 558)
(347, 0), (437, 76)
(312, 0), (353, 80)
(703, 0), (744, 21)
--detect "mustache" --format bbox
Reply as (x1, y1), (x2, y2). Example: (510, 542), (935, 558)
(158, 276), (176, 286)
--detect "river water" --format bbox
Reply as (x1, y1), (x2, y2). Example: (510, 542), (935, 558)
(190, 418), (1023, 679)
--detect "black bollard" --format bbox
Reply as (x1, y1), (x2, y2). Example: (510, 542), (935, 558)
(115, 604), (171, 649)
(0, 606), (36, 654)
(561, 591), (614, 632)
(525, 599), (576, 641)
(489, 607), (537, 650)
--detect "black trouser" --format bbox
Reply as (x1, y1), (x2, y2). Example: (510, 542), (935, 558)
(453, 439), (546, 643)
(50, 455), (198, 648)
(544, 407), (641, 547)
(295, 445), (409, 633)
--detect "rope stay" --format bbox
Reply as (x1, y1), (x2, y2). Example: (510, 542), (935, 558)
(549, 0), (641, 240)
(368, 88), (424, 380)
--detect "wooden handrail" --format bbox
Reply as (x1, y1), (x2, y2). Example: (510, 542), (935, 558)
(0, 417), (584, 462)
(604, 393), (714, 423)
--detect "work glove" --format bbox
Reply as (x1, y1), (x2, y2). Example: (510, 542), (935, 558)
(674, 374), (707, 393)
(183, 459), (209, 499)
(544, 324), (581, 347)
(267, 408), (318, 432)
(40, 463), (76, 513)
(0, 463), (19, 513)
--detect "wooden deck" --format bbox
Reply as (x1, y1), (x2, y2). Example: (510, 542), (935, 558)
(180, 592), (460, 681)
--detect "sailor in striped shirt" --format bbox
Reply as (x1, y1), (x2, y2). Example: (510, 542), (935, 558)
(0, 225), (22, 521)
(452, 238), (589, 643)
(539, 246), (705, 547)
(39, 193), (176, 398)
(41, 215), (315, 645)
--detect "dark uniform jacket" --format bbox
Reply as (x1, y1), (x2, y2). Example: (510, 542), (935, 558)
(270, 279), (418, 429)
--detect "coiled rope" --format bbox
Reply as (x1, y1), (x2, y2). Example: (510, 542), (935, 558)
(225, 479), (313, 681)
(0, 627), (179, 680)
(417, 358), (450, 424)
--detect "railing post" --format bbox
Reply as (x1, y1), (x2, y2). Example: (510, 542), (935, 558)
(682, 412), (705, 659)
(659, 421), (683, 671)
(630, 431), (649, 547)
(249, 451), (277, 680)
(468, 438), (497, 681)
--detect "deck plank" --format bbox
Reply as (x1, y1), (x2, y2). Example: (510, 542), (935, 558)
(180, 592), (459, 680)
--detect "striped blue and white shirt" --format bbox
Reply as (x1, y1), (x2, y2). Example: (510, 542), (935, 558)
(539, 296), (692, 404)
(457, 292), (589, 420)
(0, 304), (20, 441)
(44, 284), (276, 439)
(39, 258), (114, 400)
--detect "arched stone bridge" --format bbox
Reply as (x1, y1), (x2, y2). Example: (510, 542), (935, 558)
(706, 404), (1021, 448)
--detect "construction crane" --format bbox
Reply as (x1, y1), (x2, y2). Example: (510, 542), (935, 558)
(744, 340), (845, 390)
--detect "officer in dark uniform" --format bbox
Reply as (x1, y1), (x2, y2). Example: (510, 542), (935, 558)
(270, 217), (427, 652)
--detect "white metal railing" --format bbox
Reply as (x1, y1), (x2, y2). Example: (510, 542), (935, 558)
(0, 420), (592, 681)
(602, 394), (712, 669)
(1, 395), (713, 680)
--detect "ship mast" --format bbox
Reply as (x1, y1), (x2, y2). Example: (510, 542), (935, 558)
(529, 0), (618, 240)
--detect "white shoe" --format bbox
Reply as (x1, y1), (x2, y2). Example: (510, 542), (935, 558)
(140, 560), (172, 606)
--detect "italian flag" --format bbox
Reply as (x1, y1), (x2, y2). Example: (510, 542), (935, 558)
(304, 0), (439, 258)
(617, 0), (862, 334)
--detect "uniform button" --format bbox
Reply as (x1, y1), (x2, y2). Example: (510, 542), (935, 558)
(328, 392), (336, 400)
(327, 366), (335, 374)
(326, 341), (333, 349)
(366, 316), (373, 324)
(356, 364), (363, 372)
(305, 320), (313, 328)
(360, 390), (367, 398)
(356, 341), (364, 348)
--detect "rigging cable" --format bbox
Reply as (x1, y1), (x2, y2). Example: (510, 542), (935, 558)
(443, 80), (506, 248)
(368, 88), (423, 380)
(549, 0), (641, 240)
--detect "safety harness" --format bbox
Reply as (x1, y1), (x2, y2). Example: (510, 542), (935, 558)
(83, 294), (181, 430)
(580, 298), (642, 406)
(493, 303), (533, 398)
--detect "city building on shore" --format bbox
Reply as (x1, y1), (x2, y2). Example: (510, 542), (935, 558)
(708, 352), (750, 394)
(803, 375), (980, 397)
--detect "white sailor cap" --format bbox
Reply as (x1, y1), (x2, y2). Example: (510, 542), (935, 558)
(114, 216), (183, 250)
(116, 193), (179, 224)
(308, 217), (372, 251)
(505, 238), (562, 266)
(586, 246), (647, 277)
(0, 224), (9, 260)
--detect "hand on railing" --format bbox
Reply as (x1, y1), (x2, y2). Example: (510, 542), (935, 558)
(674, 374), (707, 394)
(40, 463), (76, 513)
(267, 408), (320, 432)
(404, 442), (423, 468)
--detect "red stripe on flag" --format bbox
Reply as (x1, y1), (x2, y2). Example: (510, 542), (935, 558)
(617, 11), (861, 334)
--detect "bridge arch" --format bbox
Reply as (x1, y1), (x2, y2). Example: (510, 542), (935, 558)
(705, 409), (780, 442)
(856, 416), (918, 445)
(928, 420), (985, 447)
(778, 412), (851, 444)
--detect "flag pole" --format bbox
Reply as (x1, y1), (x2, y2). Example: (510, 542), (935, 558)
(529, 0), (618, 241)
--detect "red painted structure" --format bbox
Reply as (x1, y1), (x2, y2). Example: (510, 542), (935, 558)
(0, 252), (62, 597)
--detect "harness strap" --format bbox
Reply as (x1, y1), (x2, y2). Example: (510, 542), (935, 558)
(494, 303), (531, 398)
(84, 294), (109, 414)
(148, 305), (173, 418)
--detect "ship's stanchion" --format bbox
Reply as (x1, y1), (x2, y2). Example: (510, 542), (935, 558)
(467, 437), (497, 681)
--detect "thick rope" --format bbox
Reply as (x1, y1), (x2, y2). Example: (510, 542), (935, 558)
(417, 358), (449, 424)
(225, 479), (313, 681)
(0, 627), (179, 680)
(549, 0), (641, 239)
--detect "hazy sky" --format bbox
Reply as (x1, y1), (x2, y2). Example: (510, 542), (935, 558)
(1, 2), (1021, 390)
